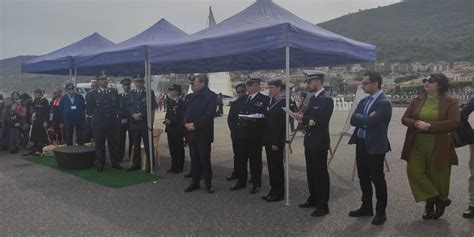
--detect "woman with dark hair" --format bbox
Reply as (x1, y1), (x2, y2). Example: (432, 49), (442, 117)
(401, 73), (460, 220)
(3, 100), (21, 153)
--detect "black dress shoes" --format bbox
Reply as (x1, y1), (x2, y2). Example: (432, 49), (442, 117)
(206, 187), (215, 194)
(463, 206), (474, 218)
(433, 197), (451, 219)
(173, 169), (183, 174)
(371, 212), (387, 225)
(126, 166), (141, 171)
(184, 183), (200, 193)
(266, 195), (284, 202)
(348, 207), (374, 217)
(262, 192), (272, 200)
(249, 185), (260, 194)
(230, 183), (247, 191)
(96, 165), (104, 173)
(311, 208), (329, 217)
(184, 173), (192, 178)
(112, 164), (124, 170)
(298, 202), (316, 208)
(422, 200), (435, 220)
(226, 174), (238, 181)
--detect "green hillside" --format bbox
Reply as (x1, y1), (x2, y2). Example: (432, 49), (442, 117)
(318, 0), (474, 63)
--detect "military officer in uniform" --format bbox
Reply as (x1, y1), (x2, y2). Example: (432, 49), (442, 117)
(231, 77), (270, 194)
(293, 72), (334, 217)
(164, 84), (185, 174)
(262, 79), (287, 202)
(118, 78), (132, 162)
(126, 76), (157, 172)
(30, 89), (50, 154)
(86, 74), (123, 172)
(226, 83), (247, 180)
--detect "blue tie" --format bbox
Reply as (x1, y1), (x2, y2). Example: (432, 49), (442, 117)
(357, 96), (374, 139)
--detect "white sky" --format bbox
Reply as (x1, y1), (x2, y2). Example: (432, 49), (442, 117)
(0, 0), (400, 59)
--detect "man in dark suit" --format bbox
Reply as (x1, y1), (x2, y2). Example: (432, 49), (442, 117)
(462, 97), (474, 218)
(348, 71), (392, 225)
(164, 84), (185, 174)
(231, 77), (270, 194)
(86, 74), (123, 172)
(118, 78), (132, 162)
(293, 73), (334, 216)
(183, 74), (217, 194)
(262, 79), (287, 202)
(59, 82), (86, 146)
(226, 83), (247, 181)
(126, 76), (157, 172)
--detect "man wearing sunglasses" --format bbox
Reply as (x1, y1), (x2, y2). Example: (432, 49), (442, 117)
(59, 82), (86, 146)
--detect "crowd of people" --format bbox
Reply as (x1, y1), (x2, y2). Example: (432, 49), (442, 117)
(0, 71), (472, 225)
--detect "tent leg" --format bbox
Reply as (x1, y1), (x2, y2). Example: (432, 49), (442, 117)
(20, 72), (24, 94)
(145, 60), (154, 174)
(69, 68), (72, 82)
(73, 67), (77, 87)
(284, 46), (290, 206)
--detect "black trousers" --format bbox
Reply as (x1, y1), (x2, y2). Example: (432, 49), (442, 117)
(236, 138), (262, 187)
(356, 139), (387, 213)
(93, 127), (119, 166)
(190, 141), (212, 187)
(230, 137), (238, 176)
(31, 123), (48, 152)
(118, 123), (132, 162)
(167, 129), (185, 171)
(64, 119), (84, 146)
(265, 145), (284, 196)
(304, 148), (330, 209)
(84, 118), (93, 143)
(131, 128), (154, 168)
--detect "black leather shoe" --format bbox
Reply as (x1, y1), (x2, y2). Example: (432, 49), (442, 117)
(184, 184), (200, 193)
(184, 173), (192, 178)
(226, 174), (238, 181)
(173, 169), (183, 174)
(126, 166), (141, 172)
(262, 192), (272, 200)
(96, 165), (104, 173)
(206, 187), (215, 194)
(348, 208), (374, 217)
(311, 208), (329, 217)
(266, 195), (284, 202)
(371, 212), (387, 225)
(249, 185), (260, 194)
(433, 197), (451, 219)
(422, 200), (435, 220)
(462, 206), (474, 218)
(230, 183), (247, 191)
(298, 202), (316, 208)
(112, 164), (124, 170)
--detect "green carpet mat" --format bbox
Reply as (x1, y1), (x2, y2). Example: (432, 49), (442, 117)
(23, 156), (159, 188)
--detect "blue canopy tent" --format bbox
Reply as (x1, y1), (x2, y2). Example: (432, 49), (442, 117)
(147, 0), (376, 203)
(21, 32), (115, 84)
(75, 18), (189, 76)
(74, 18), (189, 173)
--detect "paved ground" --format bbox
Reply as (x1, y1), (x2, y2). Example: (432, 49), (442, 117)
(1, 108), (473, 236)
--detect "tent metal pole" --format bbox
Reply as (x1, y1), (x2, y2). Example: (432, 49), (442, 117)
(284, 46), (290, 206)
(145, 60), (154, 174)
(69, 68), (73, 82)
(73, 66), (77, 87)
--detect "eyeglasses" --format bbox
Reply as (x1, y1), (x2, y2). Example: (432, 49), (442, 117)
(422, 78), (436, 84)
(67, 87), (75, 90)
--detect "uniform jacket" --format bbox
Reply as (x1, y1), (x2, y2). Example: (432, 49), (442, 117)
(126, 89), (157, 130)
(263, 96), (287, 147)
(184, 87), (217, 143)
(302, 91), (334, 151)
(227, 96), (247, 140)
(241, 92), (270, 141)
(165, 96), (185, 133)
(349, 92), (392, 155)
(401, 94), (460, 167)
(86, 88), (120, 129)
(119, 92), (129, 121)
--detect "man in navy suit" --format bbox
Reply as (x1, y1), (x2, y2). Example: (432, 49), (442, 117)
(59, 82), (86, 146)
(348, 71), (392, 225)
(293, 73), (334, 217)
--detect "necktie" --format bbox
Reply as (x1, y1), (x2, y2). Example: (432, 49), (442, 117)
(357, 96), (374, 139)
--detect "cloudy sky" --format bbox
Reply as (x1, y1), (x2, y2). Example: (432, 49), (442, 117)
(0, 0), (400, 59)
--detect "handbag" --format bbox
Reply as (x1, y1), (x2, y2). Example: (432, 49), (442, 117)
(453, 112), (474, 148)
